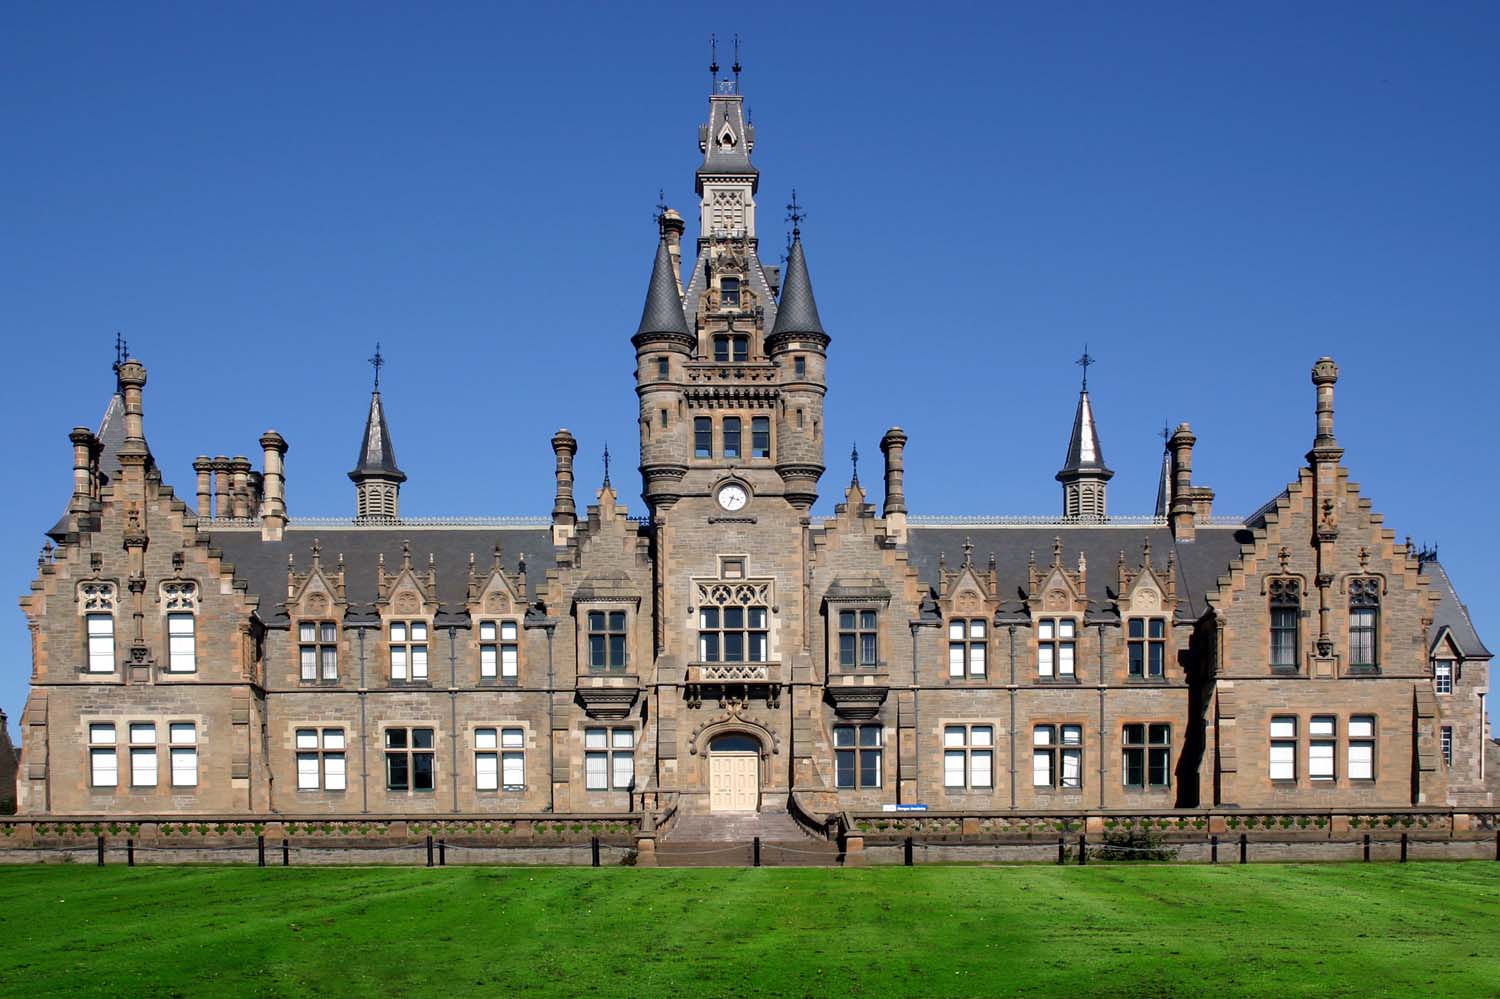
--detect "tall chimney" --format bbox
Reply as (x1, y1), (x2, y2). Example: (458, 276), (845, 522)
(879, 427), (909, 543)
(193, 456), (213, 518)
(70, 428), (97, 514)
(659, 208), (686, 297)
(259, 431), (288, 540)
(1168, 423), (1197, 541)
(212, 456), (232, 519)
(229, 457), (252, 518)
(551, 429), (578, 544)
(114, 358), (149, 487)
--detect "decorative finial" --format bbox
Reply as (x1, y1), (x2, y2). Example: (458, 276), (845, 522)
(602, 443), (612, 488)
(732, 33), (742, 91)
(1076, 344), (1095, 391)
(786, 189), (805, 238)
(961, 538), (974, 568)
(1053, 536), (1063, 564)
(709, 33), (719, 87)
(113, 332), (129, 371)
(1357, 545), (1370, 570)
(1160, 422), (1171, 446)
(1277, 545), (1291, 571)
(654, 189), (668, 226)
(850, 442), (860, 487)
(369, 342), (385, 390)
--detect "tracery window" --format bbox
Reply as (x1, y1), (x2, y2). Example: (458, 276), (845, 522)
(697, 581), (770, 663)
(1348, 578), (1380, 670)
(161, 582), (199, 673)
(1269, 579), (1300, 671)
(81, 582), (117, 673)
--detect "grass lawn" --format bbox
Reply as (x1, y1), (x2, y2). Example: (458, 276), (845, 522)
(1, 863), (1496, 998)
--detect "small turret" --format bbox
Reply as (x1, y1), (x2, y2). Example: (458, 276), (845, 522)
(349, 344), (404, 522)
(767, 222), (829, 511)
(1056, 349), (1112, 520)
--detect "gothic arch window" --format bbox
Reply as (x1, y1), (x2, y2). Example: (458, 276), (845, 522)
(80, 582), (117, 674)
(698, 581), (770, 664)
(161, 581), (199, 674)
(1348, 578), (1380, 670)
(1268, 578), (1300, 672)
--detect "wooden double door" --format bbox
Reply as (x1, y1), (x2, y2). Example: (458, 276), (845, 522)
(709, 753), (759, 812)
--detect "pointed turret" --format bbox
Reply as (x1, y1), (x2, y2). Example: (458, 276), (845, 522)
(349, 345), (405, 522)
(769, 232), (826, 340)
(634, 235), (691, 342)
(1055, 349), (1113, 520)
(1154, 436), (1173, 519)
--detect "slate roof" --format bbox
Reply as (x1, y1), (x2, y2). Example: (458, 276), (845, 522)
(1154, 448), (1172, 518)
(699, 95), (757, 178)
(906, 524), (1250, 622)
(769, 236), (825, 338)
(206, 526), (555, 627)
(1421, 559), (1493, 658)
(635, 236), (691, 338)
(349, 391), (405, 481)
(1057, 389), (1110, 478)
(47, 391), (128, 541)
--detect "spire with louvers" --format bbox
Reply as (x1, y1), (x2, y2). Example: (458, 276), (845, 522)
(1055, 349), (1113, 520)
(349, 344), (405, 522)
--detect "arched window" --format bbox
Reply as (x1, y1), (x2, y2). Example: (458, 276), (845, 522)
(709, 733), (759, 753)
(1349, 578), (1380, 670)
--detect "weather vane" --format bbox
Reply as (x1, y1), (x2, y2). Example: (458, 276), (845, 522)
(654, 188), (668, 226)
(113, 332), (129, 371)
(369, 342), (385, 390)
(1160, 422), (1171, 445)
(732, 34), (742, 91)
(1076, 345), (1095, 390)
(709, 34), (719, 89)
(786, 189), (805, 237)
(602, 443), (612, 487)
(850, 442), (860, 486)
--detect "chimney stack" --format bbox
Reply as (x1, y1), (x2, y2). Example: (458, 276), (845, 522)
(212, 456), (232, 519)
(69, 428), (97, 515)
(193, 456), (213, 518)
(551, 429), (578, 544)
(259, 431), (288, 540)
(114, 358), (150, 486)
(229, 456), (252, 518)
(879, 427), (908, 543)
(1168, 423), (1197, 541)
(659, 208), (686, 297)
(1306, 356), (1343, 489)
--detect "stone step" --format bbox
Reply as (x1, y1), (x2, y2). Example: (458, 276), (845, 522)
(665, 810), (815, 844)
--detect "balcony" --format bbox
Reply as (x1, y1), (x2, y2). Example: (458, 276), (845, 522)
(684, 661), (783, 708)
(825, 670), (891, 720)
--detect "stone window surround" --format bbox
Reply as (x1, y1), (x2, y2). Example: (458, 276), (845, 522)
(477, 617), (522, 684)
(1032, 722), (1085, 791)
(580, 604), (633, 673)
(297, 618), (341, 684)
(690, 413), (775, 463)
(385, 618), (432, 685)
(1266, 712), (1379, 785)
(1033, 616), (1079, 682)
(1121, 721), (1172, 789)
(86, 716), (202, 791)
(1263, 574), (1305, 674)
(382, 723), (438, 793)
(942, 721), (995, 791)
(294, 726), (348, 792)
(78, 580), (119, 675)
(691, 572), (776, 667)
(947, 618), (988, 680)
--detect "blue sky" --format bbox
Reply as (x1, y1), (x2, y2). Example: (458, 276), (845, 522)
(3, 2), (1497, 739)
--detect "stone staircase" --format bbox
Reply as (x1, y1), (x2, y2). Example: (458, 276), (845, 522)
(656, 810), (842, 867)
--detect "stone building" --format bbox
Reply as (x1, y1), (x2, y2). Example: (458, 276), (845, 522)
(14, 72), (1493, 823)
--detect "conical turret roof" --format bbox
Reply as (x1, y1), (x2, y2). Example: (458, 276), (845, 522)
(1056, 389), (1112, 481)
(634, 236), (690, 339)
(769, 234), (825, 338)
(1154, 444), (1172, 517)
(349, 390), (405, 483)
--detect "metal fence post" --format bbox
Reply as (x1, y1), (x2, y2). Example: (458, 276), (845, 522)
(1078, 834), (1087, 865)
(592, 836), (602, 868)
(439, 839), (447, 867)
(1057, 836), (1065, 865)
(282, 838), (289, 866)
(1363, 834), (1371, 862)
(1495, 829), (1499, 862)
(426, 835), (434, 868)
(1239, 833), (1247, 864)
(1210, 835), (1218, 864)
(97, 835), (105, 867)
(753, 837), (761, 868)
(127, 839), (135, 867)
(1400, 832), (1408, 863)
(903, 836), (913, 867)
(258, 835), (266, 868)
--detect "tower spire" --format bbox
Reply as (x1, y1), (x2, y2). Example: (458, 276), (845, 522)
(1154, 422), (1173, 519)
(350, 346), (405, 522)
(769, 218), (826, 340)
(1056, 350), (1113, 520)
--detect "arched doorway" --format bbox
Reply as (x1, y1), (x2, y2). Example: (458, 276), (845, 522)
(708, 733), (761, 812)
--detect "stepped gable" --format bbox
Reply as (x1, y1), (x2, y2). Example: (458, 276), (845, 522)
(905, 524), (1247, 621)
(206, 526), (555, 626)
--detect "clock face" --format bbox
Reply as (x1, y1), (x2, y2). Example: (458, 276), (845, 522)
(716, 483), (749, 512)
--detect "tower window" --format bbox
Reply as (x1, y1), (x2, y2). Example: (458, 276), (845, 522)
(837, 610), (879, 670)
(714, 336), (730, 363)
(751, 417), (770, 458)
(723, 417), (742, 458)
(656, 357), (668, 379)
(659, 408), (668, 428)
(694, 417), (712, 458)
(794, 355), (806, 378)
(721, 277), (740, 309)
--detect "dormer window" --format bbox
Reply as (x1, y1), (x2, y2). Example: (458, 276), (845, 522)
(721, 277), (740, 308)
(713, 335), (749, 362)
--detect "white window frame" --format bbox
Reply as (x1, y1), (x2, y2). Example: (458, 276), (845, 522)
(389, 620), (429, 681)
(1037, 618), (1076, 678)
(166, 611), (196, 673)
(89, 723), (117, 788)
(1033, 724), (1083, 789)
(295, 727), (347, 791)
(86, 613), (115, 673)
(584, 727), (634, 790)
(1309, 715), (1336, 781)
(948, 619), (987, 678)
(169, 722), (198, 788)
(1348, 715), (1375, 780)
(299, 621), (339, 681)
(129, 723), (158, 787)
(942, 724), (994, 789)
(1434, 659), (1453, 695)
(1269, 716), (1298, 782)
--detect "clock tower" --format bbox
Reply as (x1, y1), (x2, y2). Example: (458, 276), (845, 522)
(631, 64), (830, 810)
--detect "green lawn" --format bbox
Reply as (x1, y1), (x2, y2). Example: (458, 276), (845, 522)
(1, 863), (1496, 998)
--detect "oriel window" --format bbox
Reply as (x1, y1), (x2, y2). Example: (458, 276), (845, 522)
(837, 610), (878, 670)
(587, 611), (627, 671)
